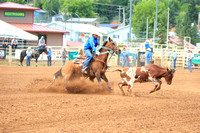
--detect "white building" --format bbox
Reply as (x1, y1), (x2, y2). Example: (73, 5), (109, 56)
(106, 25), (136, 43)
(36, 22), (107, 46)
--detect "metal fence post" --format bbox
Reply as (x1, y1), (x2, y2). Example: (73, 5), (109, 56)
(8, 45), (12, 66)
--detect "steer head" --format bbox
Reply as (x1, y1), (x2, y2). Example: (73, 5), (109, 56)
(165, 68), (175, 85)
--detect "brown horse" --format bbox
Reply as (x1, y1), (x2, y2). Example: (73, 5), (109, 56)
(53, 37), (121, 92)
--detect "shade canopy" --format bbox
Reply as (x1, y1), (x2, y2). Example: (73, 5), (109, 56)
(0, 20), (38, 40)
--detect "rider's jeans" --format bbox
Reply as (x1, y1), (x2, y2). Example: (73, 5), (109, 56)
(82, 49), (93, 69)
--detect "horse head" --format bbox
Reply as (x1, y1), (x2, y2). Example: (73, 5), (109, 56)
(102, 37), (121, 55)
(164, 68), (175, 85)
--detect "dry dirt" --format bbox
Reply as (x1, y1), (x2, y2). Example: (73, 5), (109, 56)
(0, 65), (200, 133)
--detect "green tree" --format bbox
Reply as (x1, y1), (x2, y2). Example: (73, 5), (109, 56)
(0, 0), (6, 3)
(169, 0), (180, 27)
(60, 0), (96, 18)
(6, 0), (25, 4)
(35, 0), (45, 9)
(43, 0), (60, 16)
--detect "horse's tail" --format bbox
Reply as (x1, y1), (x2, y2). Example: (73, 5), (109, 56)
(19, 50), (26, 66)
(54, 68), (63, 79)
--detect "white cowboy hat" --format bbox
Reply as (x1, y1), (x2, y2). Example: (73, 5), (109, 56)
(91, 31), (101, 36)
(48, 46), (52, 49)
(28, 47), (31, 50)
(147, 48), (151, 51)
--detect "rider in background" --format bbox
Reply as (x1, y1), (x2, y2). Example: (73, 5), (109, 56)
(82, 31), (100, 73)
(38, 36), (46, 50)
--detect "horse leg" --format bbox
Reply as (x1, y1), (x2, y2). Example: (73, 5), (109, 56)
(35, 58), (38, 67)
(101, 73), (112, 90)
(95, 71), (103, 91)
(118, 82), (127, 96)
(89, 76), (95, 82)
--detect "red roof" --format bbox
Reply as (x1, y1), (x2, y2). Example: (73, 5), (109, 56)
(66, 41), (83, 47)
(110, 22), (119, 25)
(0, 2), (40, 10)
(10, 23), (69, 33)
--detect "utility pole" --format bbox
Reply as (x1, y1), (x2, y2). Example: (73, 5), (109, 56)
(129, 0), (132, 40)
(146, 17), (148, 40)
(27, 0), (29, 5)
(155, 0), (158, 30)
(123, 7), (125, 26)
(118, 7), (126, 26)
(119, 6), (121, 23)
(167, 8), (169, 48)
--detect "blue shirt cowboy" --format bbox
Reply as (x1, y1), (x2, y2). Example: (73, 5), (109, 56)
(82, 32), (99, 72)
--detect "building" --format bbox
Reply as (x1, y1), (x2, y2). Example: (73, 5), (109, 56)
(0, 2), (69, 46)
(37, 22), (107, 44)
(106, 25), (136, 43)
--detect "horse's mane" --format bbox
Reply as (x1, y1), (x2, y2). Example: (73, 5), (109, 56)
(103, 41), (108, 46)
(99, 41), (108, 51)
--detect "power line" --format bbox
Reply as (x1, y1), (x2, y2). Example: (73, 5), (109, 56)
(92, 2), (126, 7)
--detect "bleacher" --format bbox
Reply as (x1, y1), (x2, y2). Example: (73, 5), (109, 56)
(0, 37), (37, 57)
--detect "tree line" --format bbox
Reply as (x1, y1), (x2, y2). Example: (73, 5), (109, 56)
(1, 0), (200, 45)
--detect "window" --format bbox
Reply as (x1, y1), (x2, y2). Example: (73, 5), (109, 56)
(113, 35), (119, 38)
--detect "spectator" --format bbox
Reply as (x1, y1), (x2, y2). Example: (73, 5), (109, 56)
(11, 37), (18, 49)
(187, 49), (194, 72)
(172, 50), (178, 69)
(47, 47), (52, 66)
(62, 47), (67, 66)
(145, 40), (153, 52)
(2, 37), (8, 48)
(26, 47), (32, 66)
(145, 48), (152, 65)
(38, 36), (46, 50)
(121, 47), (130, 68)
(135, 48), (140, 60)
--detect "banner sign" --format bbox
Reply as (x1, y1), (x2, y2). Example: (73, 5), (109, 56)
(4, 11), (25, 17)
(68, 52), (79, 60)
(191, 54), (200, 64)
(0, 49), (6, 59)
(15, 49), (70, 60)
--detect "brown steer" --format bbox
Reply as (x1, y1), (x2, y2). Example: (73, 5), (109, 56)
(115, 64), (175, 96)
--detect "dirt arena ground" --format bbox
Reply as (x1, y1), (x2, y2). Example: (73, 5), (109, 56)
(0, 65), (200, 132)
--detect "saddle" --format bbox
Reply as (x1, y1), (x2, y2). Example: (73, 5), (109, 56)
(73, 56), (87, 64)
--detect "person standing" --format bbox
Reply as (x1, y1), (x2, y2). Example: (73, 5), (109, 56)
(121, 47), (130, 68)
(11, 37), (18, 49)
(145, 48), (152, 65)
(187, 49), (194, 72)
(82, 32), (100, 73)
(38, 36), (46, 50)
(172, 50), (178, 69)
(47, 47), (52, 66)
(2, 37), (9, 48)
(26, 47), (32, 66)
(62, 47), (67, 66)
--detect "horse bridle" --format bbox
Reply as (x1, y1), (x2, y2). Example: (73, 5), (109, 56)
(94, 41), (118, 68)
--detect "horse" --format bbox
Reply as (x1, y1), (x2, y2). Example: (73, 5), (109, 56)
(53, 37), (121, 92)
(19, 48), (48, 66)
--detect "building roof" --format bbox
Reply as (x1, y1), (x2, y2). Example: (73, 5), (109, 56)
(66, 18), (98, 23)
(66, 41), (83, 47)
(0, 2), (40, 10)
(99, 24), (119, 28)
(10, 23), (69, 33)
(41, 22), (107, 34)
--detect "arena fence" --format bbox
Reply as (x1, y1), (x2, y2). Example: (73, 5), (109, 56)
(2, 43), (200, 69)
